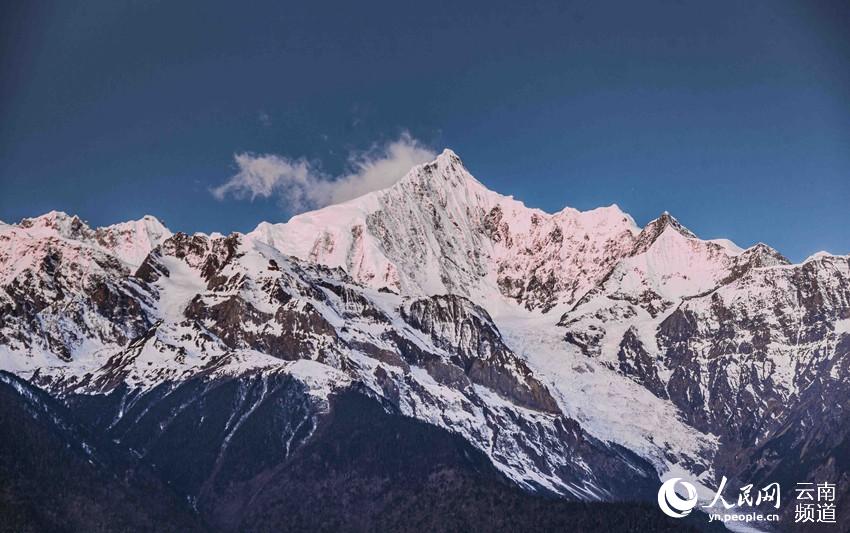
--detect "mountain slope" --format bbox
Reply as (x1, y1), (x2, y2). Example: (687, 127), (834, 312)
(0, 371), (204, 532)
(4, 372), (717, 532)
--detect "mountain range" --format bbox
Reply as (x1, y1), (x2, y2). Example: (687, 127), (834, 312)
(1, 149), (847, 531)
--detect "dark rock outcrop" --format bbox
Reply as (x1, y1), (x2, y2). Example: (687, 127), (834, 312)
(403, 295), (560, 413)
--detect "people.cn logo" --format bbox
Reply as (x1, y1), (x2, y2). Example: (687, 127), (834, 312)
(657, 478), (699, 518)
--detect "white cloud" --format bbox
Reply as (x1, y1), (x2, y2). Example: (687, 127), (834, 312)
(211, 132), (435, 212)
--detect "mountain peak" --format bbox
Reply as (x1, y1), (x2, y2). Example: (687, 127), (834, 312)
(435, 148), (464, 168)
(741, 243), (789, 267)
(630, 212), (697, 255)
(104, 214), (170, 236)
(95, 216), (172, 268)
(396, 147), (484, 193)
(22, 210), (75, 224)
(9, 211), (171, 269)
(425, 147), (466, 172)
(803, 250), (844, 264)
(19, 210), (92, 239)
(648, 212), (695, 237)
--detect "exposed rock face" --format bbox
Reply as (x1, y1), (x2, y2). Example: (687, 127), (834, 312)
(402, 295), (559, 413)
(733, 336), (850, 528)
(0, 216), (155, 361)
(558, 214), (850, 529)
(617, 327), (667, 399)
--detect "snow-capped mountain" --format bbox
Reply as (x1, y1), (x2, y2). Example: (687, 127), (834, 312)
(1, 149), (848, 531)
(248, 149), (639, 312)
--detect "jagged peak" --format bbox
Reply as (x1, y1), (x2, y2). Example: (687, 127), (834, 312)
(16, 211), (170, 238)
(553, 203), (640, 232)
(101, 214), (171, 237)
(646, 212), (697, 238)
(21, 210), (79, 225)
(629, 212), (697, 255)
(140, 214), (166, 226)
(397, 147), (484, 190)
(802, 250), (845, 264)
(740, 243), (790, 266)
(9, 211), (172, 269)
(437, 147), (461, 163)
(18, 210), (92, 239)
(269, 148), (484, 229)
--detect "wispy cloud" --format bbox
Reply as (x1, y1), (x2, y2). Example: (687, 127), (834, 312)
(211, 132), (435, 212)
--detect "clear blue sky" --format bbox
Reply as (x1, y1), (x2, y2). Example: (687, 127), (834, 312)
(2, 0), (848, 262)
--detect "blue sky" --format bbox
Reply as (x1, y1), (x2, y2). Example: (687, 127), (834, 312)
(2, 0), (848, 262)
